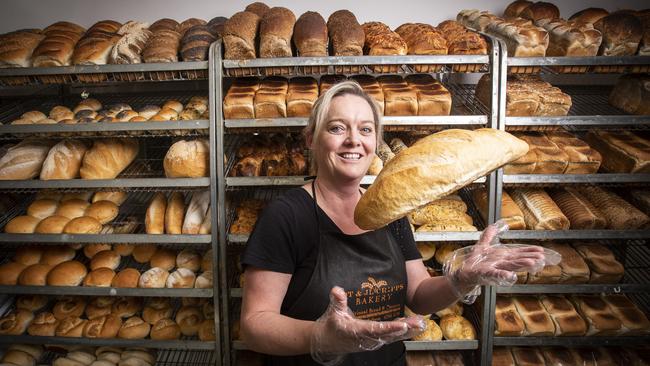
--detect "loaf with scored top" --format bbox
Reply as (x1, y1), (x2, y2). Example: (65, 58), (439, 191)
(32, 21), (86, 67)
(0, 29), (45, 68)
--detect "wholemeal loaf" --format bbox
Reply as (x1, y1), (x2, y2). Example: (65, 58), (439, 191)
(586, 129), (650, 173)
(594, 12), (643, 56)
(259, 7), (295, 58)
(40, 139), (88, 180)
(110, 21), (151, 64)
(0, 139), (54, 180)
(327, 10), (364, 56)
(355, 129), (529, 230)
(608, 74), (650, 115)
(293, 11), (328, 56)
(0, 29), (46, 68)
(223, 11), (261, 59)
(163, 139), (209, 178)
(509, 188), (570, 230)
(142, 28), (181, 63)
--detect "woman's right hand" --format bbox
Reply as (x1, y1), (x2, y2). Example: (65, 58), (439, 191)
(310, 286), (425, 366)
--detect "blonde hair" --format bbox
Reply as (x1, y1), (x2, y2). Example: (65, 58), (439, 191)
(303, 80), (383, 174)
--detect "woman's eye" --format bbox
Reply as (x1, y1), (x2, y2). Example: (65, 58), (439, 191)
(361, 127), (374, 134)
(328, 125), (344, 133)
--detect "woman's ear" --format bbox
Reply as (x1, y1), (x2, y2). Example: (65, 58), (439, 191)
(306, 133), (313, 149)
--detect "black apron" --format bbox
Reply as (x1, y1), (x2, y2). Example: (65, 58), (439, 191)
(264, 182), (408, 366)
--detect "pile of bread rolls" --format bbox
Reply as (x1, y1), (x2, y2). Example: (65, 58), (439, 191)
(7, 97), (209, 127)
(0, 344), (44, 366)
(52, 347), (157, 366)
(495, 293), (650, 337)
(0, 295), (215, 341)
(145, 191), (211, 235)
(494, 346), (647, 366)
(229, 134), (306, 177)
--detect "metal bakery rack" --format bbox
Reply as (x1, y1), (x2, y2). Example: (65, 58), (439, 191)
(0, 55), (222, 361)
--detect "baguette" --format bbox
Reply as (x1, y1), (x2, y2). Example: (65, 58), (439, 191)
(40, 139), (88, 180)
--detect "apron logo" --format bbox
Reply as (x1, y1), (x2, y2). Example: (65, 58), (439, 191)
(361, 277), (388, 291)
(346, 277), (405, 320)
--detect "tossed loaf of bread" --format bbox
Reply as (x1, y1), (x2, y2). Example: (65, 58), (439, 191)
(163, 139), (209, 178)
(223, 11), (261, 59)
(0, 29), (45, 68)
(0, 139), (54, 180)
(79, 138), (139, 179)
(585, 129), (650, 173)
(354, 128), (529, 230)
(40, 139), (89, 180)
(594, 12), (643, 56)
(259, 7), (295, 58)
(327, 10), (364, 56)
(293, 11), (328, 56)
(580, 186), (649, 229)
(509, 188), (570, 230)
(608, 74), (650, 115)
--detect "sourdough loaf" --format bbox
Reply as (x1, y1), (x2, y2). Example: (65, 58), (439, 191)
(40, 139), (88, 180)
(0, 139), (54, 180)
(608, 74), (650, 115)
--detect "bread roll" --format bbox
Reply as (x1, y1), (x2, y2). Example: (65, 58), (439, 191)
(34, 215), (71, 234)
(163, 139), (209, 178)
(67, 350), (96, 365)
(182, 190), (210, 234)
(164, 268), (195, 288)
(80, 138), (139, 179)
(439, 314), (475, 340)
(27, 199), (59, 219)
(53, 297), (86, 320)
(56, 199), (90, 219)
(132, 244), (158, 263)
(63, 216), (102, 234)
(85, 297), (114, 320)
(47, 260), (87, 286)
(14, 247), (43, 266)
(293, 12), (328, 56)
(145, 193), (166, 234)
(0, 139), (54, 180)
(0, 309), (33, 335)
(55, 316), (87, 337)
(608, 74), (650, 115)
(89, 250), (120, 271)
(118, 316), (150, 339)
(355, 129), (529, 230)
(111, 297), (142, 318)
(581, 186), (649, 229)
(61, 192), (92, 202)
(176, 249), (201, 272)
(594, 12), (642, 56)
(92, 191), (127, 206)
(17, 263), (52, 286)
(150, 318), (181, 340)
(83, 314), (121, 338)
(259, 7), (295, 58)
(143, 298), (173, 325)
(165, 192), (185, 234)
(138, 267), (169, 288)
(84, 200), (119, 224)
(27, 312), (59, 336)
(198, 319), (216, 341)
(195, 271), (213, 288)
(4, 215), (40, 234)
(82, 268), (115, 287)
(110, 268), (139, 288)
(0, 349), (34, 366)
(223, 11), (261, 59)
(174, 306), (204, 337)
(509, 188), (570, 230)
(41, 246), (75, 265)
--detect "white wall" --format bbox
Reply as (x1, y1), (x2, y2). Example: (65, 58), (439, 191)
(1, 0), (647, 33)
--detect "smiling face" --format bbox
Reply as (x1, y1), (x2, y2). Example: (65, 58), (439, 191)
(310, 94), (377, 182)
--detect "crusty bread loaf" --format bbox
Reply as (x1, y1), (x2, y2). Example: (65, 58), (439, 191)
(0, 30), (45, 68)
(571, 295), (622, 336)
(574, 244), (624, 284)
(544, 243), (590, 284)
(327, 10), (364, 56)
(180, 25), (215, 61)
(608, 74), (650, 115)
(0, 139), (54, 180)
(395, 23), (448, 56)
(145, 193), (166, 234)
(72, 22), (121, 65)
(542, 19), (602, 57)
(165, 192), (185, 234)
(519, 2), (560, 26)
(40, 139), (88, 180)
(259, 7), (295, 58)
(586, 129), (650, 173)
(80, 138), (138, 179)
(504, 0), (532, 18)
(254, 77), (288, 118)
(223, 11), (261, 59)
(548, 187), (607, 230)
(594, 12), (643, 56)
(581, 186), (649, 229)
(545, 131), (602, 174)
(355, 129), (529, 230)
(182, 191), (210, 234)
(509, 188), (570, 230)
(110, 21), (151, 64)
(404, 74), (452, 116)
(362, 22), (407, 56)
(540, 295), (587, 336)
(32, 21), (86, 67)
(439, 314), (476, 340)
(142, 28), (181, 63)
(512, 296), (556, 335)
(569, 8), (609, 25)
(163, 139), (209, 178)
(377, 75), (417, 116)
(293, 12), (328, 56)
(494, 296), (525, 336)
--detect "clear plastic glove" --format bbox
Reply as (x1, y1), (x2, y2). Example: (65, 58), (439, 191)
(443, 220), (561, 304)
(310, 286), (426, 366)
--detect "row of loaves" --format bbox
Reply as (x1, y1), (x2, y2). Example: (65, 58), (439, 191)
(0, 137), (209, 180)
(0, 17), (227, 68)
(229, 134), (307, 177)
(145, 191), (211, 234)
(0, 246), (212, 289)
(494, 293), (650, 337)
(405, 351), (464, 366)
(52, 347), (157, 366)
(224, 74), (452, 119)
(7, 97), (209, 127)
(223, 3), (487, 61)
(459, 3), (649, 58)
(0, 295), (215, 341)
(494, 346), (647, 366)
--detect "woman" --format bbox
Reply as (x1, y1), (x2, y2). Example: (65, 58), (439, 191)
(240, 81), (544, 366)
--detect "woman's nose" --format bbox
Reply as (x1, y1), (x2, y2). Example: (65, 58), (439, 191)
(345, 129), (361, 145)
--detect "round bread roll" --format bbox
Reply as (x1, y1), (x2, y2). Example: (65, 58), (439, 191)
(85, 301), (113, 320)
(181, 297), (205, 307)
(194, 271), (212, 289)
(53, 297), (86, 320)
(89, 250), (120, 271)
(21, 110), (47, 122)
(439, 314), (476, 340)
(175, 306), (204, 336)
(84, 201), (119, 225)
(138, 267), (169, 288)
(162, 100), (183, 113)
(142, 298), (172, 325)
(111, 268), (140, 288)
(0, 309), (34, 335)
(13, 247), (43, 266)
(55, 317), (87, 337)
(201, 249), (212, 272)
(15, 295), (48, 311)
(117, 316), (150, 339)
(132, 244), (158, 263)
(96, 352), (120, 364)
(61, 192), (92, 202)
(56, 199), (90, 220)
(66, 350), (96, 365)
(119, 350), (155, 366)
(417, 242), (436, 261)
(94, 347), (122, 357)
(83, 243), (112, 259)
(114, 243), (135, 256)
(49, 106), (74, 121)
(83, 314), (122, 338)
(119, 357), (152, 366)
(164, 192), (185, 234)
(111, 297), (143, 318)
(1, 350), (35, 366)
(149, 248), (177, 271)
(47, 260), (87, 286)
(92, 191), (127, 206)
(8, 344), (43, 360)
(27, 199), (59, 219)
(0, 261), (27, 285)
(4, 215), (40, 234)
(150, 318), (181, 340)
(166, 268), (196, 288)
(63, 216), (102, 234)
(163, 139), (209, 178)
(83, 268), (116, 287)
(198, 319), (215, 341)
(40, 246), (76, 265)
(27, 312), (59, 336)
(53, 357), (86, 366)
(18, 263), (52, 286)
(137, 105), (161, 119)
(89, 361), (114, 366)
(176, 249), (201, 272)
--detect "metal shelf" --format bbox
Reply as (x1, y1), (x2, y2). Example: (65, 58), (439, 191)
(0, 285), (212, 297)
(226, 176), (486, 187)
(493, 336), (650, 347)
(0, 233), (211, 244)
(0, 335), (215, 350)
(507, 56), (650, 67)
(502, 174), (650, 184)
(37, 349), (217, 366)
(500, 230), (650, 240)
(0, 177), (210, 190)
(497, 284), (650, 294)
(225, 116), (487, 130)
(404, 340), (479, 351)
(414, 232), (481, 241)
(505, 115), (650, 127)
(0, 120), (209, 137)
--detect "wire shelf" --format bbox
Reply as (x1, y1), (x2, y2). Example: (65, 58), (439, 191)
(499, 230), (650, 241)
(506, 56), (650, 75)
(502, 174), (650, 186)
(493, 336), (650, 347)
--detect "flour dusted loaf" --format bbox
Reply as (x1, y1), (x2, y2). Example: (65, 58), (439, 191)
(80, 139), (139, 179)
(259, 7), (296, 58)
(0, 29), (45, 68)
(354, 128), (529, 230)
(0, 139), (54, 180)
(40, 139), (88, 180)
(223, 11), (261, 59)
(163, 139), (209, 178)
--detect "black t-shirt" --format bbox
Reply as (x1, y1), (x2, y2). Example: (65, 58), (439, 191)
(241, 187), (421, 312)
